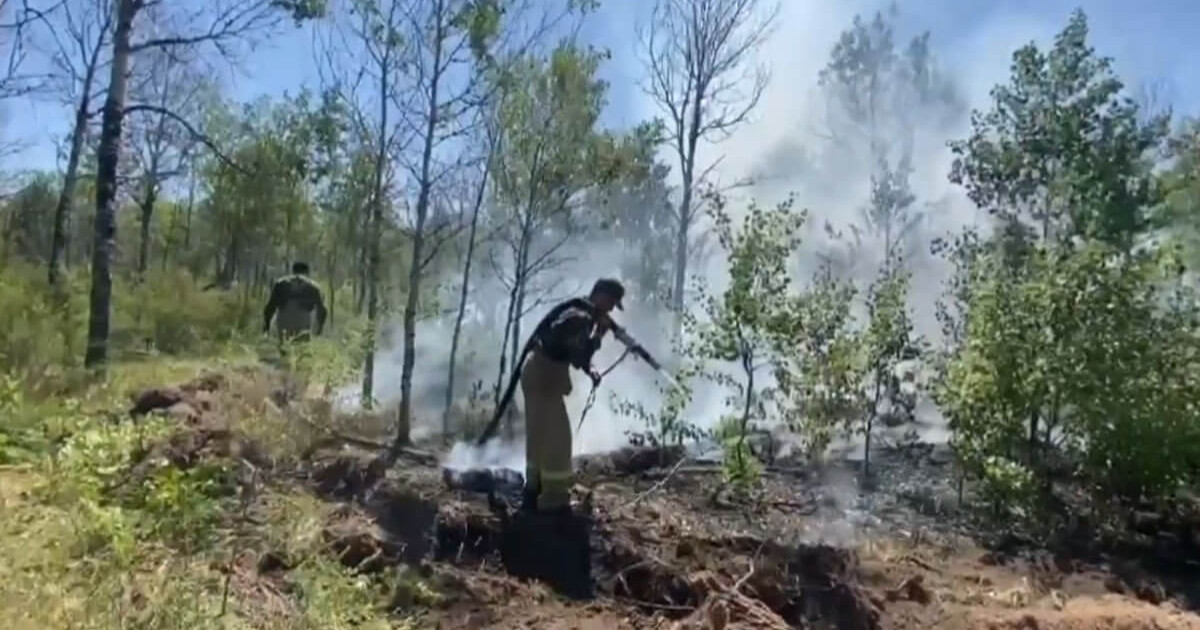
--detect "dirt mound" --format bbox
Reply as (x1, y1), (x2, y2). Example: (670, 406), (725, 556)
(592, 515), (882, 629)
(112, 372), (276, 499)
(435, 498), (506, 564)
(309, 448), (389, 499)
(129, 372), (227, 418)
(323, 505), (409, 573)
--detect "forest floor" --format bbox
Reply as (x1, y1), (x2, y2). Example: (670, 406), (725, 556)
(2, 362), (1199, 630)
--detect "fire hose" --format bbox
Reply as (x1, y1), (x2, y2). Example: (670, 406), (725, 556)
(475, 307), (669, 446)
(575, 346), (632, 434)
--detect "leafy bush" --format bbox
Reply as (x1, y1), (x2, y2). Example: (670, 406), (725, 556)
(769, 261), (863, 459)
(113, 268), (247, 355)
(938, 239), (1200, 505)
(135, 462), (234, 549)
(713, 414), (763, 490)
(0, 263), (85, 377)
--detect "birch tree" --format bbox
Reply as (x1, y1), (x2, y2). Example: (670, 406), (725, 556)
(387, 0), (505, 453)
(319, 0), (408, 408)
(638, 0), (776, 327)
(442, 111), (496, 439)
(818, 5), (962, 267)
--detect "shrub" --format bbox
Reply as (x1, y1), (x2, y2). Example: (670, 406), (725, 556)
(113, 269), (247, 355)
(0, 263), (85, 377)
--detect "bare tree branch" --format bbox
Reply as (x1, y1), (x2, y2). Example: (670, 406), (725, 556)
(129, 0), (285, 54)
(123, 103), (245, 174)
(636, 0), (778, 319)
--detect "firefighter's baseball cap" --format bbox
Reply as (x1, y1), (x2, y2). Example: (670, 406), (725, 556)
(591, 278), (625, 310)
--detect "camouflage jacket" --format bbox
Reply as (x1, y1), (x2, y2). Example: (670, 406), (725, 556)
(264, 274), (328, 335)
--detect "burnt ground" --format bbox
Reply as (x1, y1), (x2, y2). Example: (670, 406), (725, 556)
(127, 371), (1200, 630)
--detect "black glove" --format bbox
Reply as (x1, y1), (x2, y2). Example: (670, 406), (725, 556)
(587, 367), (602, 387)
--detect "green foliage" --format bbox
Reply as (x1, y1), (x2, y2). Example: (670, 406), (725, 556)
(949, 10), (1168, 249)
(820, 6), (962, 134)
(855, 255), (919, 477)
(135, 462), (233, 549)
(0, 263), (85, 376)
(272, 0), (330, 23)
(292, 559), (394, 629)
(283, 320), (369, 392)
(937, 8), (1197, 519)
(937, 240), (1200, 502)
(818, 5), (962, 261)
(452, 0), (504, 62)
(493, 43), (626, 214)
(977, 455), (1037, 517)
(114, 269), (247, 355)
(587, 120), (674, 301)
(769, 262), (863, 457)
(45, 416), (177, 503)
(679, 194), (808, 490)
(0, 172), (58, 263)
(0, 356), (399, 629)
(713, 415), (762, 490)
(0, 374), (39, 463)
(863, 262), (914, 382)
(1157, 118), (1200, 268)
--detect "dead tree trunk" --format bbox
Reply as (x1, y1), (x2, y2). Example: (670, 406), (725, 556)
(361, 22), (393, 409)
(84, 0), (135, 370)
(443, 158), (489, 439)
(49, 103), (92, 286)
(49, 9), (108, 287)
(136, 179), (158, 276)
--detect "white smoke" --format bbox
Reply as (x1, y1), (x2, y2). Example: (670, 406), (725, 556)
(443, 437), (524, 472)
(340, 0), (1193, 472)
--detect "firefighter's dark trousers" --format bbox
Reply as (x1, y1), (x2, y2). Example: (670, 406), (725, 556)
(520, 349), (573, 511)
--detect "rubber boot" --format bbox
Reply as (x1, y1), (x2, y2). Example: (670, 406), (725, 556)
(521, 483), (539, 513)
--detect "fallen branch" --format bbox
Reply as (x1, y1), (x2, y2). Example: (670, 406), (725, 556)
(732, 560), (756, 594)
(765, 498), (818, 514)
(615, 597), (696, 612)
(899, 554), (939, 573)
(620, 457), (689, 511)
(293, 413), (437, 466)
(641, 462), (813, 478)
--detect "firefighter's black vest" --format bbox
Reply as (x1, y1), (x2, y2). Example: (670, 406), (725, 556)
(475, 297), (595, 446)
(531, 297), (597, 363)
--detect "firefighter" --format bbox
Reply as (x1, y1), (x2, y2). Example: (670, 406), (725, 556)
(521, 278), (624, 514)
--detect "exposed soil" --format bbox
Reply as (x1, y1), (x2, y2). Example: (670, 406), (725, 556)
(125, 371), (1200, 629)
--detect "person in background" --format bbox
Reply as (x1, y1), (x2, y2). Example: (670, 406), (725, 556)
(263, 261), (328, 352)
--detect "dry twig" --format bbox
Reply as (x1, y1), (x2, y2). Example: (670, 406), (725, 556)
(621, 456), (690, 512)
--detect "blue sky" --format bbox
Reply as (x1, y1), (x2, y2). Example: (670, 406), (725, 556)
(2, 0), (1197, 177)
